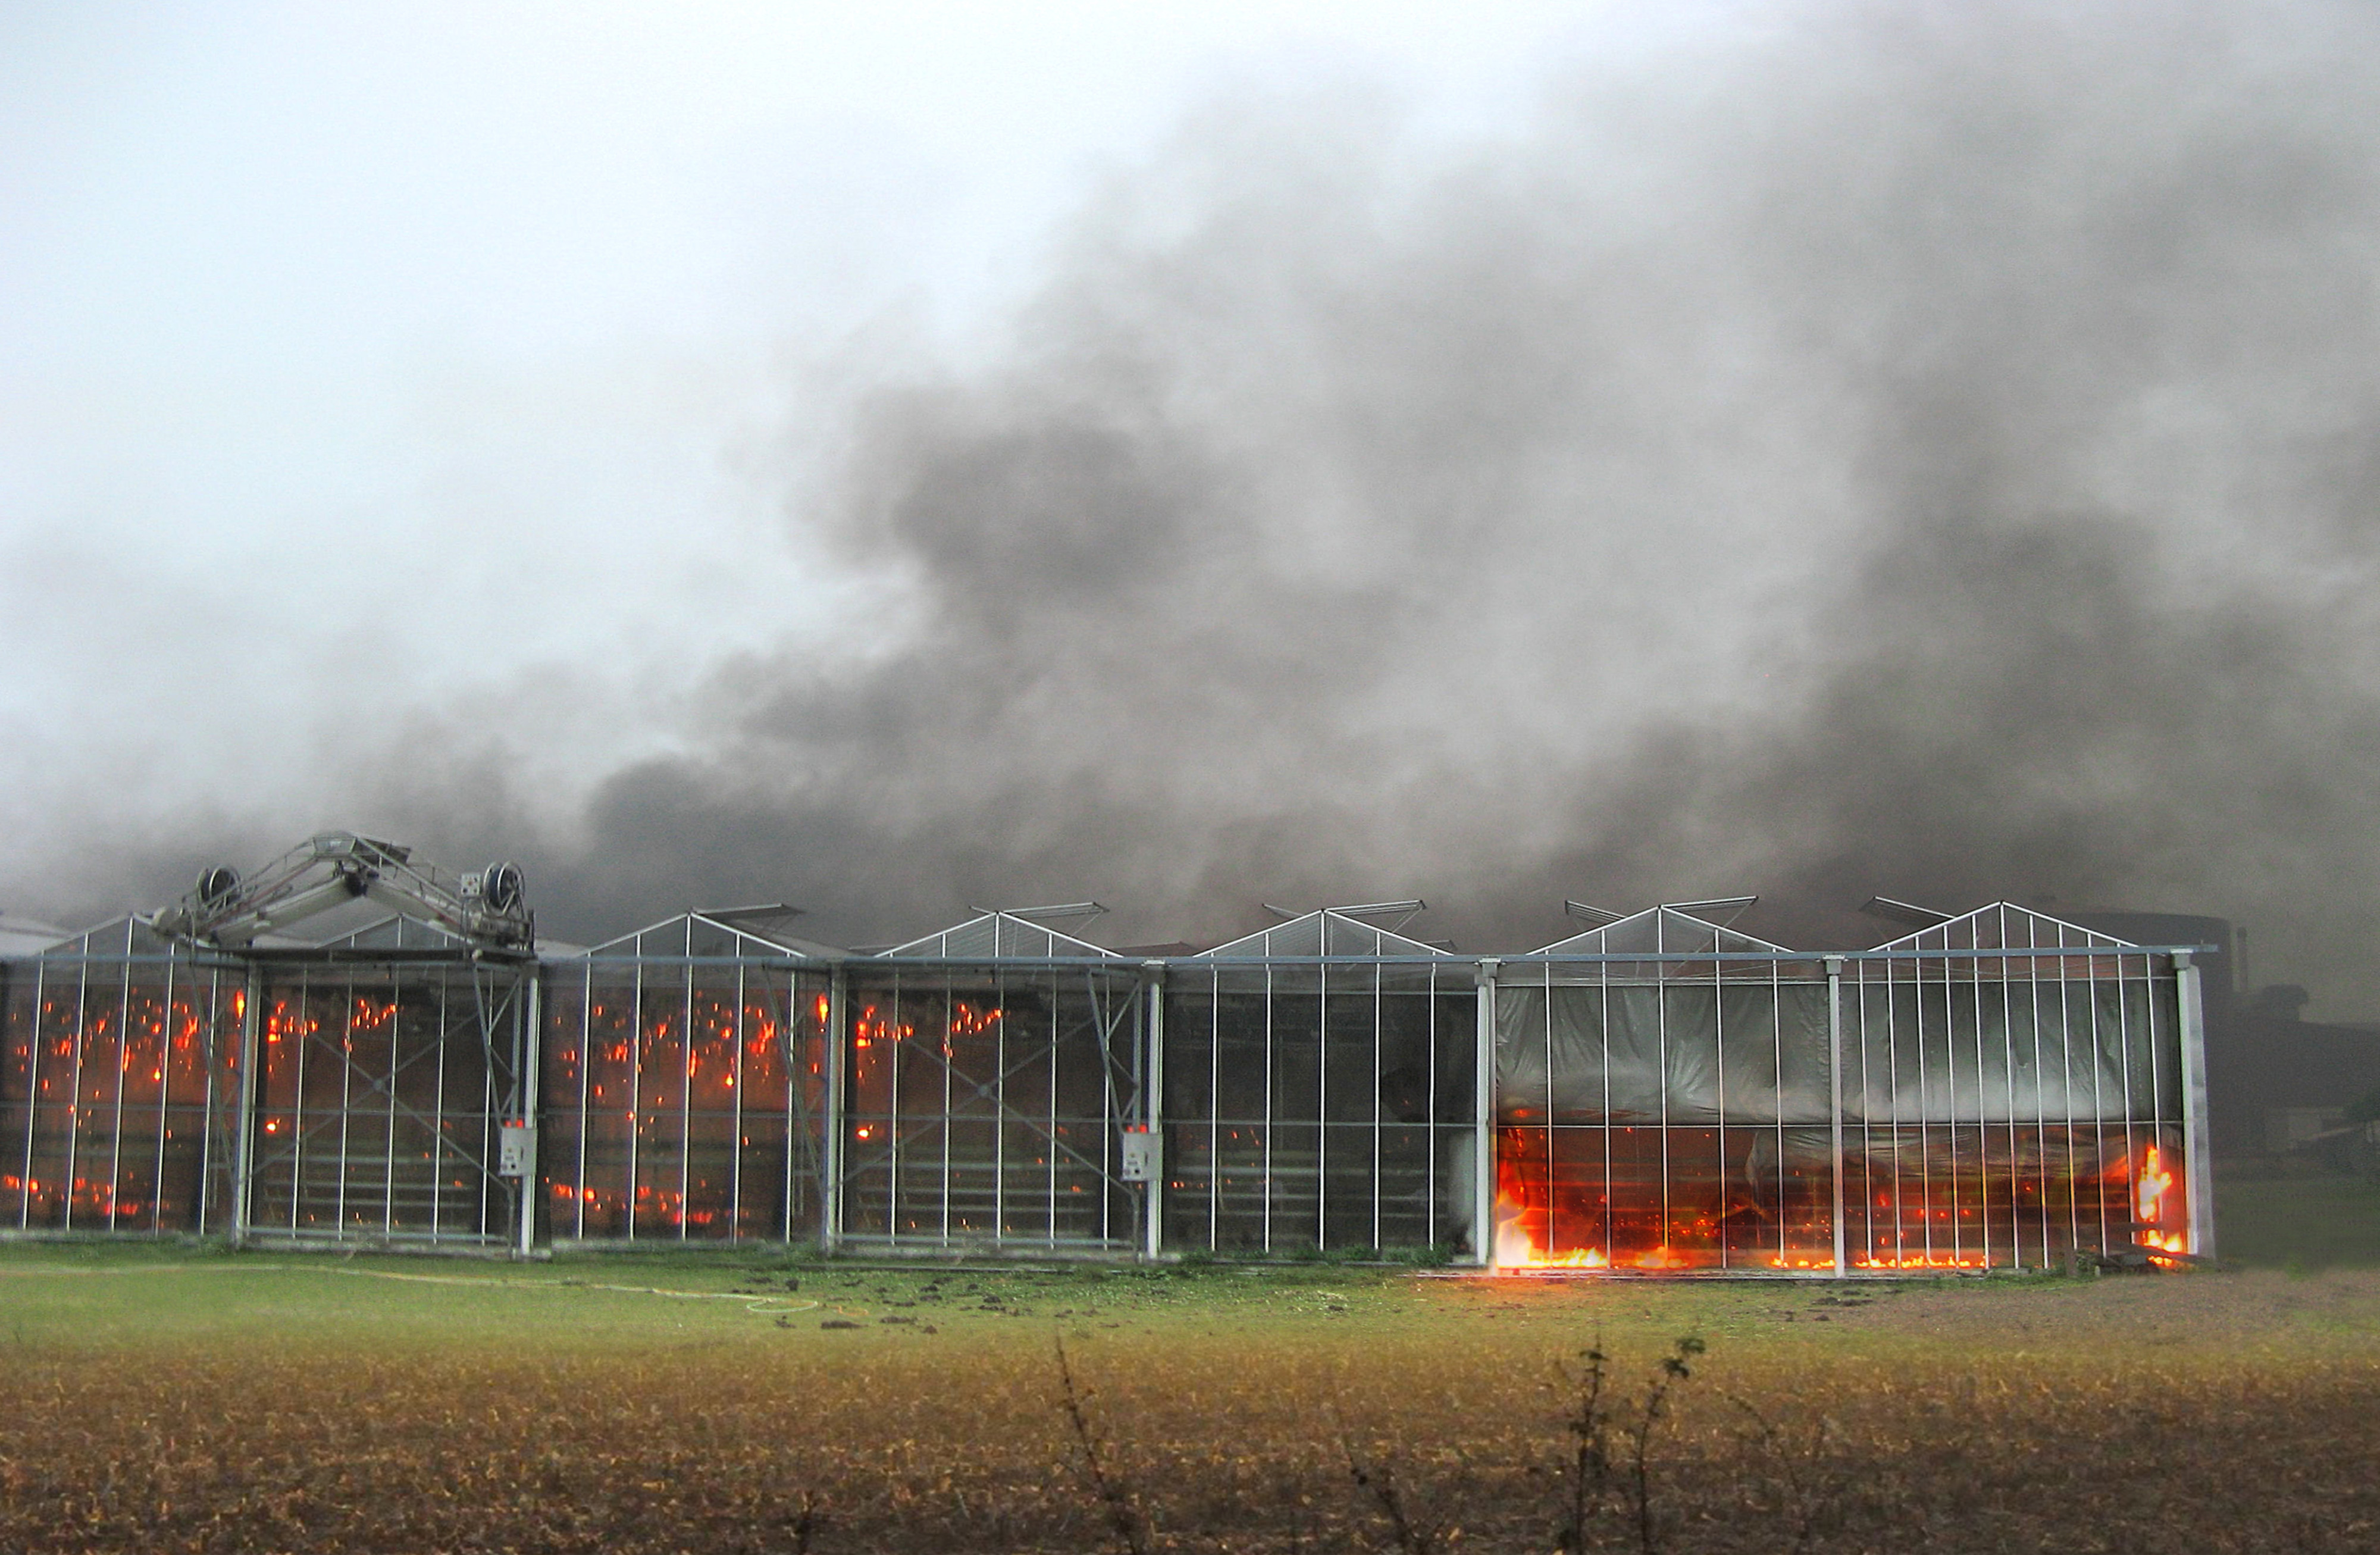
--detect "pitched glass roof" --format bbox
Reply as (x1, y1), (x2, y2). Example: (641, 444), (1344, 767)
(1865, 902), (2140, 953)
(878, 911), (1121, 960)
(1195, 908), (1454, 959)
(581, 908), (838, 960)
(1529, 904), (1790, 958)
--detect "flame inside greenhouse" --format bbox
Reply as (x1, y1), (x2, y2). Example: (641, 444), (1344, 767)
(2136, 1144), (2174, 1224)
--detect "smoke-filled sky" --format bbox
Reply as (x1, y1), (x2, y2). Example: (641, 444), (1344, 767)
(10, 3), (2380, 1010)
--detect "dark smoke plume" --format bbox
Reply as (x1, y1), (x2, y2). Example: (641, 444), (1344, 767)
(56, 3), (2380, 1009)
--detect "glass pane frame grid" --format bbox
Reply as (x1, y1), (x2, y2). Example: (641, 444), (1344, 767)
(835, 958), (1148, 1254)
(2, 897), (2209, 1276)
(1161, 946), (1475, 1260)
(1493, 949), (1832, 1274)
(1843, 906), (2186, 1274)
(2, 928), (243, 1237)
(1488, 904), (2196, 1275)
(242, 958), (533, 1248)
(540, 946), (830, 1247)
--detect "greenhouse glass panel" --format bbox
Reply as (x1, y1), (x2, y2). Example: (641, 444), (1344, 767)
(837, 938), (1146, 1253)
(1495, 909), (1834, 1272)
(541, 912), (830, 1244)
(241, 953), (533, 1247)
(1842, 905), (2190, 1271)
(0, 920), (240, 1234)
(1166, 911), (1475, 1257)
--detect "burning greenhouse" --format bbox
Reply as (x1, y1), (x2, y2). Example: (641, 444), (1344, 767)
(0, 833), (2213, 1274)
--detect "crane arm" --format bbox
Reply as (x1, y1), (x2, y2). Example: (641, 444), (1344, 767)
(150, 831), (533, 952)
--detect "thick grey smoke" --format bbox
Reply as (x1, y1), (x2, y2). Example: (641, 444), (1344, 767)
(54, 3), (2380, 1007)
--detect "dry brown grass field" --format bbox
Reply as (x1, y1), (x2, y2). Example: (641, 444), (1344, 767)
(3, 1212), (2378, 1553)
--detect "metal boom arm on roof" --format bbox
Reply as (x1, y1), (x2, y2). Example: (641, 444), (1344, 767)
(149, 831), (534, 953)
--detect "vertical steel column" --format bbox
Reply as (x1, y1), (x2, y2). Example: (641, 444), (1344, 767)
(1473, 958), (1498, 1269)
(61, 949), (89, 1231)
(778, 971), (800, 1241)
(334, 972), (355, 1236)
(1033, 976), (1052, 1247)
(1261, 961), (1274, 1254)
(1539, 962), (1555, 1257)
(192, 968), (215, 1235)
(1143, 963), (1166, 1262)
(1315, 947), (1329, 1252)
(151, 947), (175, 1231)
(987, 975), (1006, 1243)
(1424, 966), (1440, 1248)
(623, 955), (643, 1243)
(1598, 953), (1612, 1259)
(228, 962), (264, 1246)
(1653, 923), (1671, 1256)
(106, 949), (131, 1231)
(15, 958), (45, 1230)
(1368, 959), (1383, 1253)
(937, 973), (953, 1246)
(572, 965), (593, 1240)
(1825, 956), (1846, 1276)
(1206, 971), (1220, 1251)
(677, 961), (693, 1241)
(821, 963), (847, 1252)
(427, 977), (446, 1238)
(515, 970), (543, 1258)
(729, 960), (746, 1240)
(2174, 950), (2215, 1259)
(378, 978), (397, 1240)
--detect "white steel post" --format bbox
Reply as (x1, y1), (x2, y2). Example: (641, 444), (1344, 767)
(2174, 950), (2216, 1259)
(1142, 963), (1166, 1262)
(514, 970), (543, 1259)
(1825, 956), (1846, 1277)
(821, 965), (847, 1253)
(228, 962), (264, 1246)
(1473, 958), (1499, 1269)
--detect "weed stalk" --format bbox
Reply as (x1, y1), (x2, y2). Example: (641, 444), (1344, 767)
(1555, 1337), (1613, 1552)
(1333, 1406), (1440, 1555)
(1054, 1335), (1151, 1555)
(1626, 1335), (1705, 1555)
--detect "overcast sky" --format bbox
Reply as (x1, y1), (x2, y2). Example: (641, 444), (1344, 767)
(12, 3), (2380, 1010)
(0, 1), (1618, 855)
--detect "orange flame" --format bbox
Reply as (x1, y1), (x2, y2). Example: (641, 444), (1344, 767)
(1491, 1190), (1611, 1268)
(2137, 1144), (2174, 1225)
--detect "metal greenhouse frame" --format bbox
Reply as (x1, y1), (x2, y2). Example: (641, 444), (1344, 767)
(240, 918), (537, 1250)
(1159, 907), (1477, 1257)
(1486, 901), (2210, 1273)
(539, 908), (834, 1246)
(1, 918), (240, 1235)
(1, 910), (538, 1250)
(836, 910), (1154, 1256)
(0, 837), (2215, 1275)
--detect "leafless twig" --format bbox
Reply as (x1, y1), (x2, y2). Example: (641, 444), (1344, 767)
(1555, 1335), (1614, 1551)
(1626, 1336), (1705, 1555)
(1054, 1335), (1151, 1555)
